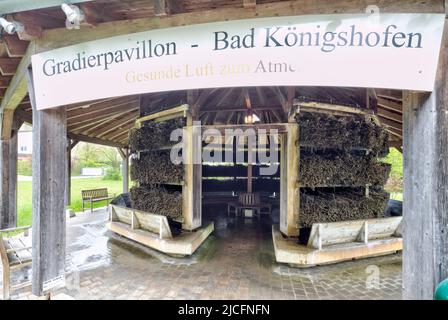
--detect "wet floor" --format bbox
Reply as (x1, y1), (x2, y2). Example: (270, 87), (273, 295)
(2, 207), (402, 300)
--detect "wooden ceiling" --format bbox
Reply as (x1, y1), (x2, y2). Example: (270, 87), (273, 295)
(0, 0), (404, 149)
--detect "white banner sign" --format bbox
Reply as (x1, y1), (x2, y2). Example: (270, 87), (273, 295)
(31, 13), (445, 110)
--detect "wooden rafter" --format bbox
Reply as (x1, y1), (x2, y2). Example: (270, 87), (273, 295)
(0, 76), (12, 88)
(255, 87), (267, 106)
(68, 110), (127, 131)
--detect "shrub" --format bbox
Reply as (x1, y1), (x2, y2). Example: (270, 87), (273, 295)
(18, 159), (32, 176)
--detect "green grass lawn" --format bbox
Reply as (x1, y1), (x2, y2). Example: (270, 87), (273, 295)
(17, 178), (124, 227)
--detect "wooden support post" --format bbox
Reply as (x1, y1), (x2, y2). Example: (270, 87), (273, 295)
(247, 139), (253, 193)
(0, 117), (19, 229)
(66, 139), (71, 206)
(279, 123), (300, 237)
(402, 23), (448, 299)
(27, 69), (67, 296)
(123, 148), (129, 193)
(182, 114), (202, 231)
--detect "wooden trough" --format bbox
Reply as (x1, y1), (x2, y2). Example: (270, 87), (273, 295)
(107, 204), (214, 257)
(272, 216), (402, 267)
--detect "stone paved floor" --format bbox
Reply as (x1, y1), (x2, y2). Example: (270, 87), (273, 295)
(1, 207), (402, 300)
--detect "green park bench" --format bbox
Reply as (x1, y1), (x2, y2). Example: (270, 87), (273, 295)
(81, 188), (115, 213)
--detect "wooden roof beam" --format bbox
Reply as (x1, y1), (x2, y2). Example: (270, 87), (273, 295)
(377, 107), (402, 123)
(0, 58), (21, 76)
(95, 112), (138, 138)
(375, 88), (403, 101)
(101, 122), (135, 141)
(67, 132), (126, 148)
(377, 97), (403, 113)
(243, 0), (257, 9)
(200, 105), (283, 113)
(154, 0), (168, 16)
(0, 76), (12, 88)
(243, 88), (252, 109)
(1, 0), (93, 14)
(255, 87), (267, 106)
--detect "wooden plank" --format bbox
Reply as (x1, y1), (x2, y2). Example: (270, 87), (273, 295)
(377, 97), (403, 113)
(272, 225), (403, 267)
(122, 149), (129, 193)
(27, 68), (67, 297)
(0, 118), (19, 229)
(66, 138), (71, 206)
(0, 117), (22, 229)
(377, 107), (402, 123)
(243, 0), (257, 9)
(403, 22), (447, 299)
(36, 0), (445, 52)
(0, 58), (21, 76)
(2, 35), (28, 58)
(1, 109), (15, 140)
(279, 123), (299, 237)
(94, 112), (138, 138)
